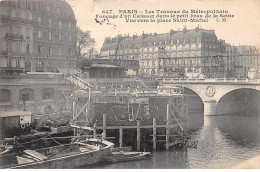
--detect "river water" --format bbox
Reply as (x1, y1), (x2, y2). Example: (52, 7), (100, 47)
(92, 113), (260, 169)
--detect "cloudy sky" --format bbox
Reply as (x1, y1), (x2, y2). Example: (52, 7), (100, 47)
(67, 0), (260, 52)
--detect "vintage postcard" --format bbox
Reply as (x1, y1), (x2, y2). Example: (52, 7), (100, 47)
(0, 0), (259, 169)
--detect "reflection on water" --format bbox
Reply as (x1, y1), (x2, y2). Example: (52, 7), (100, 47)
(91, 113), (260, 169)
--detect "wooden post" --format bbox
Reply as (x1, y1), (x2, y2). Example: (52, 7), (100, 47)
(119, 126), (123, 148)
(153, 117), (157, 151)
(93, 123), (97, 139)
(137, 120), (141, 151)
(72, 99), (77, 136)
(166, 104), (170, 150)
(103, 114), (106, 139)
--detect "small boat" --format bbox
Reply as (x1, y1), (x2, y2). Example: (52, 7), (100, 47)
(1, 138), (114, 169)
(105, 151), (152, 163)
(0, 145), (13, 155)
(112, 146), (132, 152)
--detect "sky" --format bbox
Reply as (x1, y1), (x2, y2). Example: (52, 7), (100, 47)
(66, 0), (260, 52)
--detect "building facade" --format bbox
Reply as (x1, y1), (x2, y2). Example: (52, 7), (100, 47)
(226, 45), (259, 78)
(100, 26), (228, 78)
(0, 0), (77, 75)
(0, 0), (34, 75)
(100, 26), (260, 78)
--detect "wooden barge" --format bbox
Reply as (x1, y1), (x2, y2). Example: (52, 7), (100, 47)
(1, 139), (114, 169)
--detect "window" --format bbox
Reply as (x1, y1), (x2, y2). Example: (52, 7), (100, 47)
(58, 21), (62, 29)
(57, 8), (60, 15)
(48, 19), (52, 28)
(68, 22), (71, 30)
(7, 59), (12, 67)
(196, 44), (199, 49)
(68, 34), (72, 41)
(38, 16), (41, 26)
(38, 45), (42, 54)
(26, 44), (30, 53)
(69, 48), (72, 56)
(177, 39), (180, 44)
(19, 88), (34, 101)
(38, 30), (42, 39)
(0, 89), (10, 102)
(16, 59), (20, 67)
(14, 42), (21, 52)
(37, 61), (43, 68)
(36, 3), (39, 11)
(59, 33), (62, 41)
(25, 1), (31, 10)
(7, 42), (12, 51)
(49, 47), (52, 55)
(49, 31), (52, 40)
(42, 88), (54, 100)
(58, 48), (62, 55)
(47, 5), (50, 12)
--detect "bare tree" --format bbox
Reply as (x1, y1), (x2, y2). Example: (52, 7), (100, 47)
(76, 26), (96, 66)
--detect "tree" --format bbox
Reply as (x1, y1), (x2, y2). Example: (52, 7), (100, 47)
(76, 26), (96, 66)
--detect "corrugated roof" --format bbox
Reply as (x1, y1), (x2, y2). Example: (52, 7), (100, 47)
(91, 64), (122, 68)
(0, 111), (32, 118)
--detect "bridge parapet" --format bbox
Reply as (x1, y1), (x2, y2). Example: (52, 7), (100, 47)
(159, 78), (260, 116)
(159, 78), (260, 84)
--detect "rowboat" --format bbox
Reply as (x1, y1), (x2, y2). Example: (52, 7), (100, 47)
(105, 151), (152, 163)
(1, 138), (114, 169)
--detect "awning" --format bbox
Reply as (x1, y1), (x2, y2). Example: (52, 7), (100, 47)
(57, 68), (81, 75)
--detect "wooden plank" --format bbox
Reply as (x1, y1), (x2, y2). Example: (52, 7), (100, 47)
(149, 135), (181, 137)
(166, 104), (170, 150)
(103, 114), (107, 139)
(153, 118), (156, 151)
(16, 156), (35, 165)
(119, 127), (123, 148)
(95, 123), (182, 129)
(137, 121), (141, 151)
(167, 140), (183, 147)
(70, 125), (93, 131)
(24, 150), (48, 161)
(93, 123), (97, 139)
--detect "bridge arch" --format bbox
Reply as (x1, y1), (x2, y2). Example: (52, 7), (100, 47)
(183, 87), (204, 114)
(216, 88), (260, 115)
(215, 86), (260, 103)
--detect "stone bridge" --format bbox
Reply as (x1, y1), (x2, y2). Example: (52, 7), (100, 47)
(159, 78), (260, 115)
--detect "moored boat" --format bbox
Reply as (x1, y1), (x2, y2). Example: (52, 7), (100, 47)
(105, 151), (152, 163)
(1, 138), (114, 169)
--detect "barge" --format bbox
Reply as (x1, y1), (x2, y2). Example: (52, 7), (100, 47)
(1, 138), (114, 169)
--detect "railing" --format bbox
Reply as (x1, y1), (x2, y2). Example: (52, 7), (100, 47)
(6, 33), (23, 40)
(66, 75), (93, 90)
(91, 86), (183, 97)
(1, 15), (33, 25)
(158, 78), (260, 84)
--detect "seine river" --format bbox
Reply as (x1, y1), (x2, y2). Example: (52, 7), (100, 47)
(91, 113), (260, 169)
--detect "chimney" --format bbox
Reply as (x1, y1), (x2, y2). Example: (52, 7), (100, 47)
(183, 25), (187, 33)
(195, 24), (200, 32)
(142, 32), (148, 39)
(154, 33), (157, 36)
(170, 29), (175, 36)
